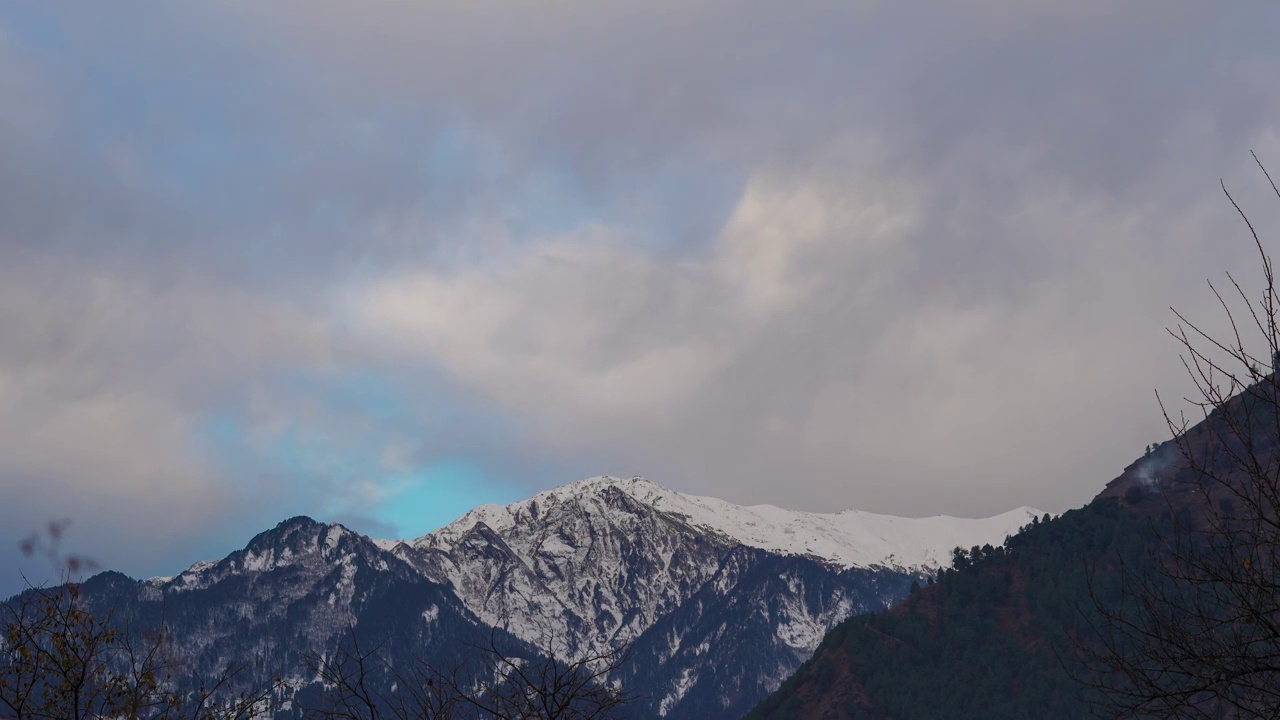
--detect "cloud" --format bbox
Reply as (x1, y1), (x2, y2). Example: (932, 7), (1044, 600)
(4, 0), (1280, 593)
(350, 140), (920, 426)
(350, 132), (1252, 515)
(0, 251), (334, 590)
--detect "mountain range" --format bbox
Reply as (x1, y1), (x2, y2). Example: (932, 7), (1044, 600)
(62, 475), (1037, 720)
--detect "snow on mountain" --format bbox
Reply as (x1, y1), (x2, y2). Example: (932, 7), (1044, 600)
(72, 517), (514, 720)
(401, 476), (740, 658)
(387, 475), (1039, 685)
(409, 475), (1041, 572)
(388, 476), (1040, 718)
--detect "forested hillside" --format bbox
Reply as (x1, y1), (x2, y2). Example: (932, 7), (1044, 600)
(746, 496), (1157, 720)
(751, 356), (1280, 720)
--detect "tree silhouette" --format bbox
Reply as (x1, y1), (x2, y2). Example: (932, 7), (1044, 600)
(303, 627), (639, 720)
(1, 524), (283, 720)
(1081, 154), (1280, 719)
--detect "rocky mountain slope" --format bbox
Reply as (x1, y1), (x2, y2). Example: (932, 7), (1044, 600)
(78, 517), (521, 717)
(394, 477), (1035, 656)
(386, 476), (1037, 717)
(55, 476), (1038, 720)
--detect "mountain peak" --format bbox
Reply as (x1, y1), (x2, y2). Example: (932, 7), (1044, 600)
(539, 474), (658, 497)
(408, 475), (1039, 572)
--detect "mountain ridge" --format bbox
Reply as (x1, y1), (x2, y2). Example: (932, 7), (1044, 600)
(62, 475), (1038, 720)
(397, 475), (1042, 572)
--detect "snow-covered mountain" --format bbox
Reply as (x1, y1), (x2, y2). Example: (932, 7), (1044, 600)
(57, 476), (1039, 720)
(383, 476), (1038, 716)
(414, 475), (1037, 571)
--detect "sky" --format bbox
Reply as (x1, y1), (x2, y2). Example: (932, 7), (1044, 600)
(4, 1), (1280, 596)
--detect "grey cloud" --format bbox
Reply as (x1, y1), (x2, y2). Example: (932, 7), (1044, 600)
(4, 0), (1280, 595)
(0, 254), (334, 594)
(353, 144), (1254, 517)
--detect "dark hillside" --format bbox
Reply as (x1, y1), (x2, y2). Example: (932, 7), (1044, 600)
(747, 381), (1280, 720)
(745, 498), (1154, 720)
